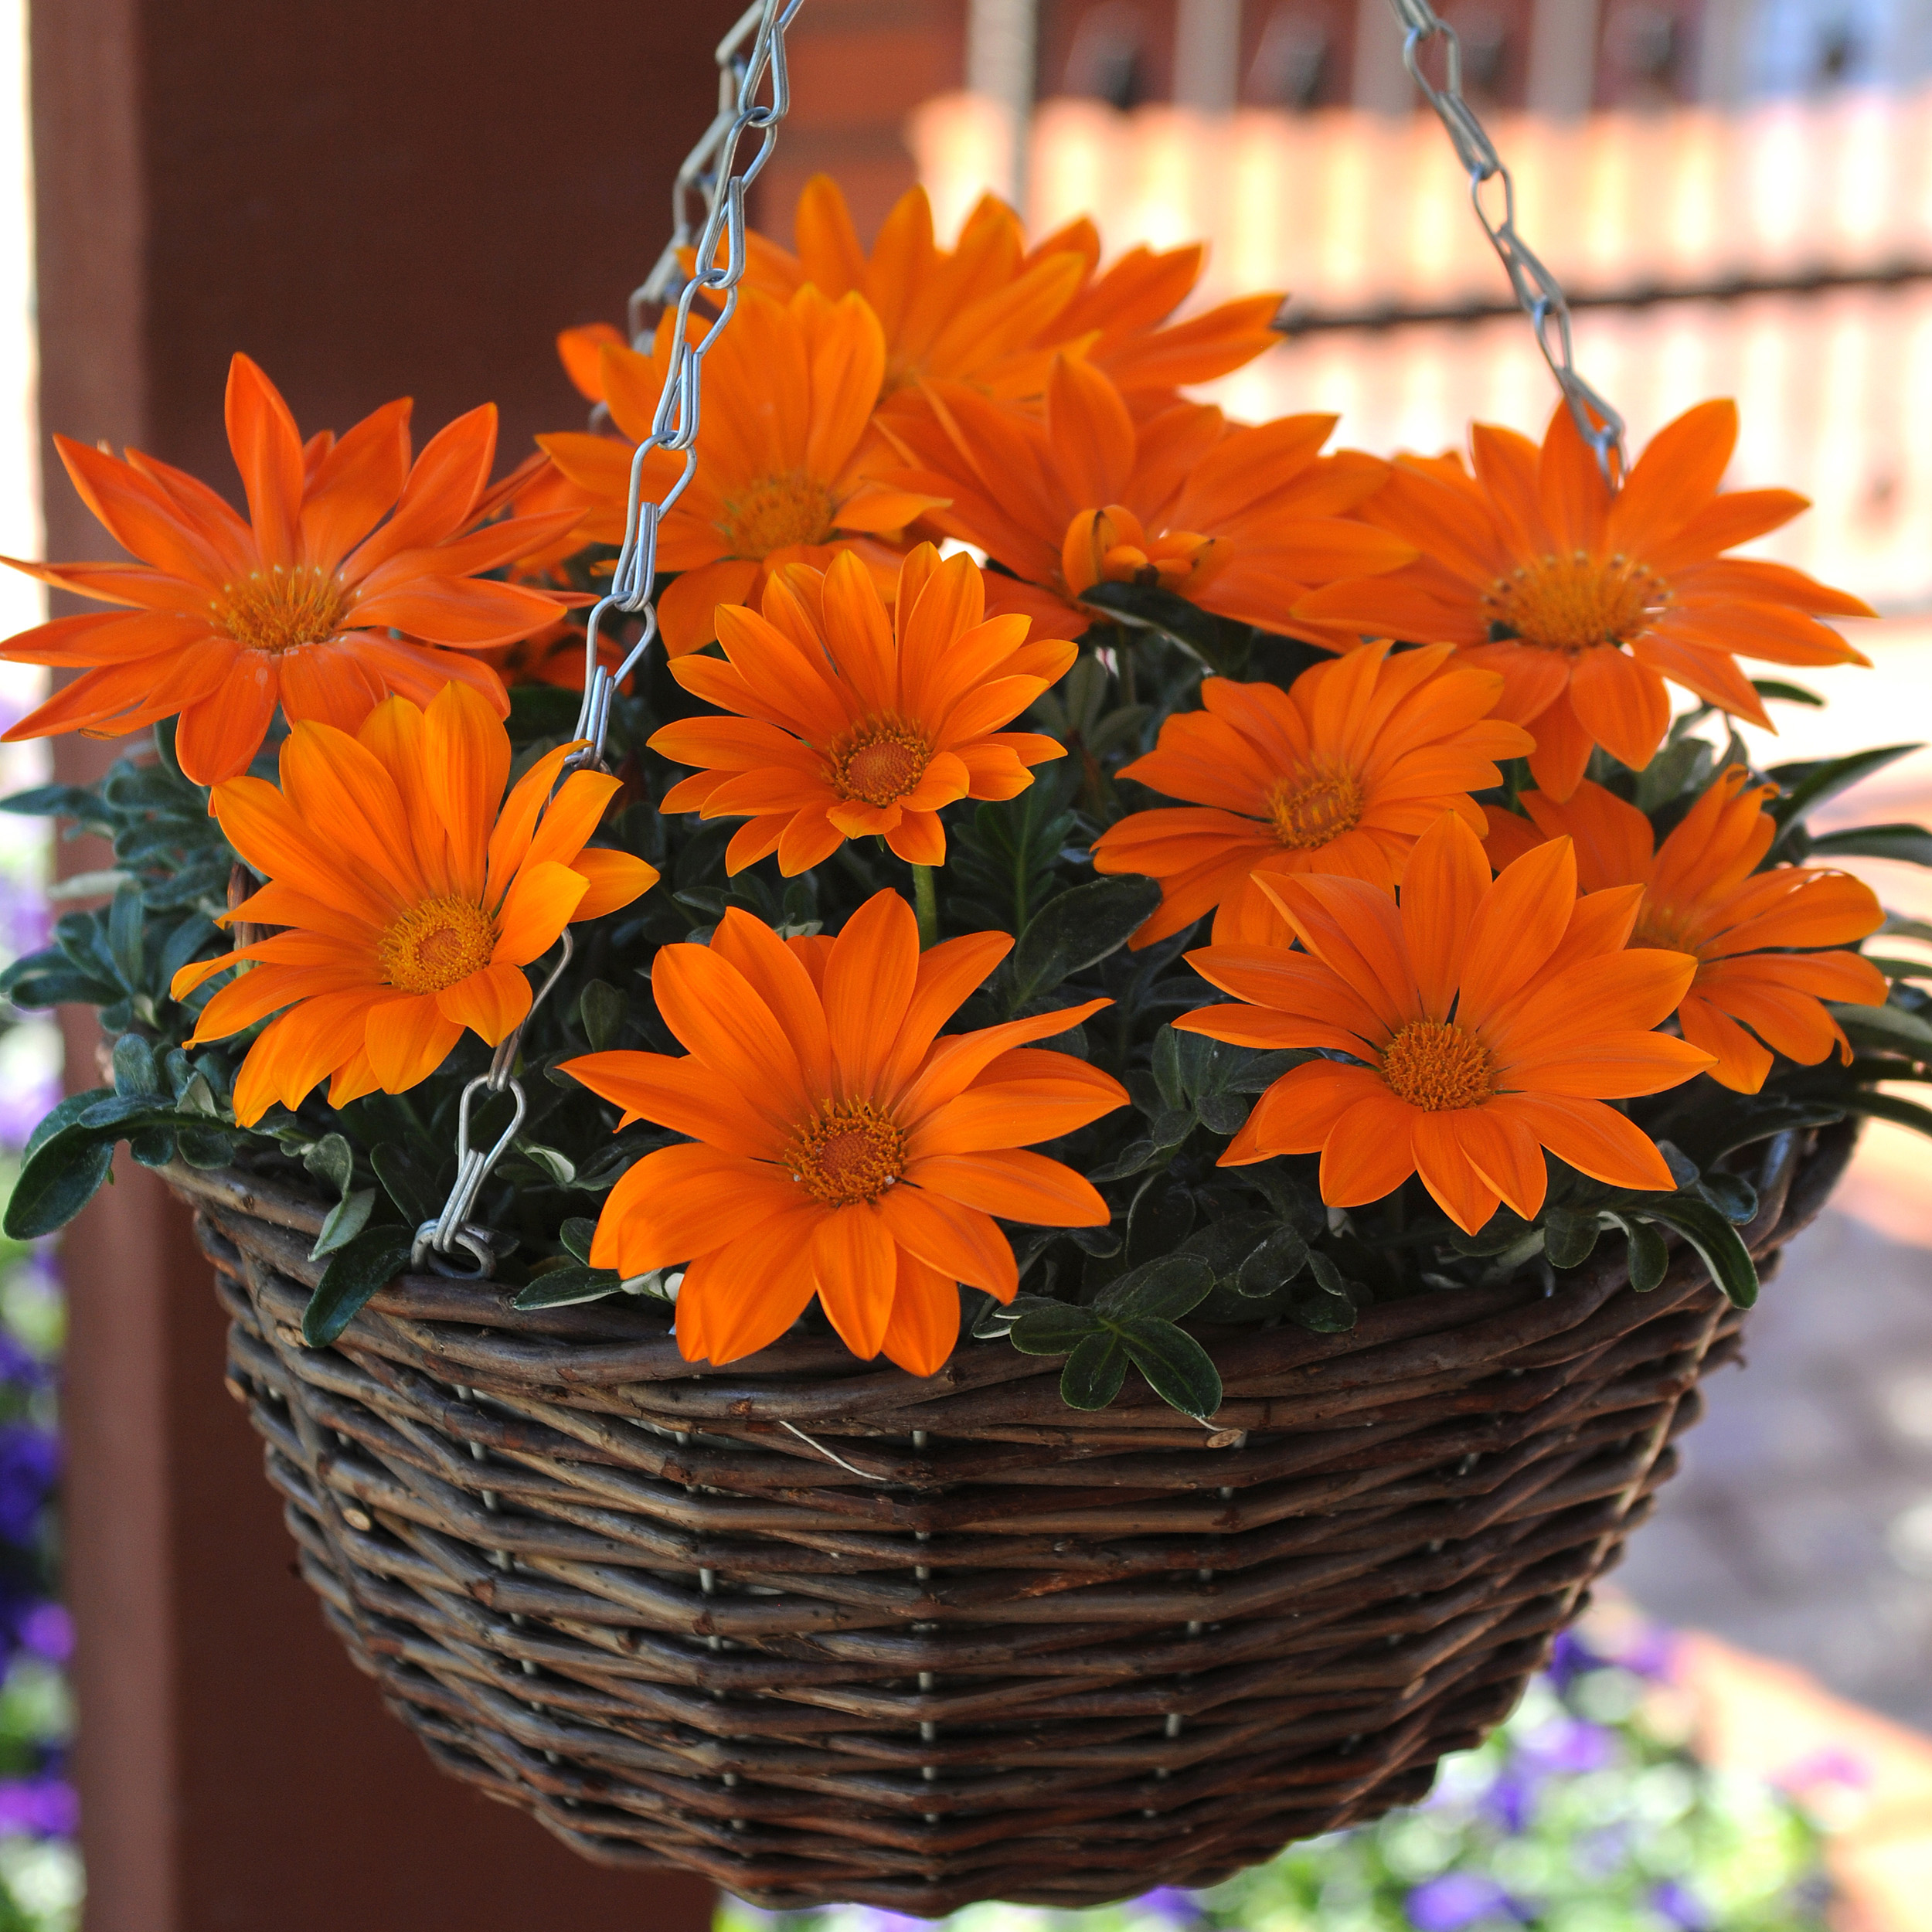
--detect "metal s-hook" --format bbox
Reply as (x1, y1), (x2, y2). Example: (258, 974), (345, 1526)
(1386, 0), (1627, 483)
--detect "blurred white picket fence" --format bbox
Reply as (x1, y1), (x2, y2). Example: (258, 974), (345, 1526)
(910, 88), (1932, 614)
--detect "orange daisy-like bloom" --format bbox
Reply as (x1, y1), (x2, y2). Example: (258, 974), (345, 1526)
(883, 355), (1411, 644)
(563, 889), (1126, 1375)
(169, 681), (658, 1128)
(649, 545), (1072, 873)
(1175, 813), (1713, 1233)
(1291, 401), (1873, 801)
(743, 175), (1283, 409)
(1092, 641), (1533, 946)
(0, 354), (580, 784)
(1510, 767), (1888, 1093)
(539, 286), (944, 656)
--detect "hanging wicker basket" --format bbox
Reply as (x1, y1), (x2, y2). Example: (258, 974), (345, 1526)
(165, 1122), (1851, 1916)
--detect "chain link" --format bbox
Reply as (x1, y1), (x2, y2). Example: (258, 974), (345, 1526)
(1386, 0), (1626, 482)
(411, 0), (801, 1277)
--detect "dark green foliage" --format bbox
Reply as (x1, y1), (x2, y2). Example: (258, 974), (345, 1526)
(7, 582), (1930, 1427)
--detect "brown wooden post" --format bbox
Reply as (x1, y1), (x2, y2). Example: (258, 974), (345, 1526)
(33, 3), (754, 1925)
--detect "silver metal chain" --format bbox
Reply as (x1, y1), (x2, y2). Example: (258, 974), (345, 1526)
(1386, 0), (1627, 482)
(410, 0), (801, 1278)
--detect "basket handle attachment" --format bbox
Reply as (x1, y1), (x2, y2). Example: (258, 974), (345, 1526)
(1385, 0), (1627, 484)
(411, 0), (804, 1278)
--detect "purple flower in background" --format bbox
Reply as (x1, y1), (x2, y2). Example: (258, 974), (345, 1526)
(1546, 1628), (1603, 1689)
(1406, 1873), (1519, 1930)
(0, 1060), (57, 1153)
(1131, 1886), (1204, 1926)
(0, 1332), (44, 1389)
(1607, 1624), (1679, 1682)
(1481, 1768), (1536, 1835)
(0, 1427), (56, 1545)
(1574, 1825), (1630, 1879)
(1651, 1879), (1712, 1929)
(0, 1777), (76, 1837)
(846, 1913), (937, 1932)
(17, 1603), (69, 1663)
(0, 874), (49, 965)
(1517, 1717), (1614, 1777)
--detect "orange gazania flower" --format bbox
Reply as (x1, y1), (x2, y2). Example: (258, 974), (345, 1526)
(170, 681), (658, 1128)
(649, 546), (1072, 873)
(538, 286), (945, 656)
(1093, 642), (1533, 946)
(1175, 813), (1713, 1233)
(883, 355), (1411, 644)
(1291, 400), (1873, 801)
(563, 889), (1126, 1375)
(743, 175), (1283, 410)
(0, 354), (580, 784)
(1511, 767), (1888, 1093)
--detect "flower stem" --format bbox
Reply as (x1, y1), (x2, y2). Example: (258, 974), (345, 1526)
(912, 864), (940, 950)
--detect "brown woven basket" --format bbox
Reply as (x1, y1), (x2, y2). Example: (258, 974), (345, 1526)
(163, 1121), (1852, 1916)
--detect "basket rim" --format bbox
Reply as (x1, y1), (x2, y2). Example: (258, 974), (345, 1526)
(162, 1120), (1851, 1427)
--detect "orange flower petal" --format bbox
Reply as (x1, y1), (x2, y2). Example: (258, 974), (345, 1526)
(434, 961), (532, 1045)
(362, 992), (464, 1094)
(811, 1204), (899, 1361)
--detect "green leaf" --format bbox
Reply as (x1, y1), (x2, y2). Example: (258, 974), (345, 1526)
(22, 1088), (111, 1165)
(301, 1131), (355, 1203)
(0, 781), (110, 822)
(1096, 1253), (1215, 1323)
(1696, 1169), (1758, 1224)
(1542, 1208), (1601, 1270)
(560, 1216), (600, 1264)
(1293, 1250), (1359, 1332)
(1768, 745), (1920, 840)
(1842, 1089), (1932, 1138)
(1834, 1002), (1932, 1052)
(1613, 1216), (1670, 1293)
(303, 1226), (413, 1346)
(1006, 876), (1163, 1012)
(1236, 1223), (1311, 1298)
(311, 1187), (376, 1261)
(1116, 1316), (1223, 1421)
(1080, 579), (1228, 664)
(3, 1128), (117, 1239)
(1809, 824), (1932, 868)
(511, 1264), (624, 1310)
(580, 979), (627, 1052)
(1059, 1332), (1128, 1410)
(1864, 956), (1932, 982)
(111, 1033), (160, 1097)
(107, 884), (145, 992)
(1751, 679), (1824, 707)
(1085, 1138), (1165, 1181)
(1009, 1301), (1102, 1354)
(513, 1140), (577, 1185)
(1632, 736), (1714, 814)
(370, 1144), (441, 1229)
(1151, 1025), (1184, 1110)
(1637, 1196), (1760, 1308)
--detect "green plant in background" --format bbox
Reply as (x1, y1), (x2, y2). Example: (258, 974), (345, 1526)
(716, 1614), (1835, 1932)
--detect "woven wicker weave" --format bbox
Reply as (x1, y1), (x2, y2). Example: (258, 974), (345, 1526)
(165, 1122), (1852, 1915)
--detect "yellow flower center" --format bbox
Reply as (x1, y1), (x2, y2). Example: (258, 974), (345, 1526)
(830, 716), (932, 808)
(1266, 766), (1365, 849)
(785, 1100), (907, 1208)
(1380, 1020), (1495, 1111)
(378, 895), (497, 994)
(212, 564), (354, 655)
(717, 470), (838, 559)
(1633, 900), (1706, 957)
(1481, 552), (1668, 655)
